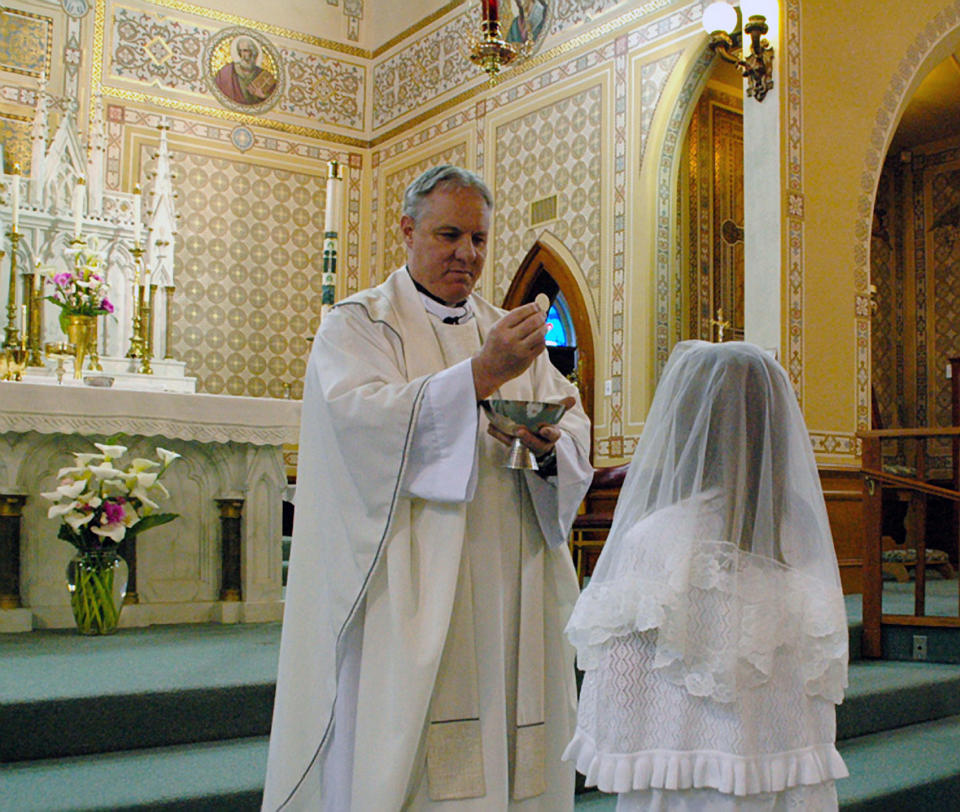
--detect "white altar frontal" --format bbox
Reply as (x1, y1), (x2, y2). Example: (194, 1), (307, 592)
(0, 381), (301, 632)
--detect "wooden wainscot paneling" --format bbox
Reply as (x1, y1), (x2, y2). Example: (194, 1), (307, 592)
(820, 465), (865, 594)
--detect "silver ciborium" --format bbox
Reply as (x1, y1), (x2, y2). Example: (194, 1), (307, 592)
(481, 399), (567, 470)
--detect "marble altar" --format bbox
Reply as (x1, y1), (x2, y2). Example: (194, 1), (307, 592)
(0, 381), (300, 632)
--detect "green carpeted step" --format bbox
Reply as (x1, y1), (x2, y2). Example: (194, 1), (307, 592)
(0, 736), (268, 811)
(837, 713), (960, 811)
(0, 623), (280, 761)
(840, 660), (960, 741)
(2, 682), (275, 761)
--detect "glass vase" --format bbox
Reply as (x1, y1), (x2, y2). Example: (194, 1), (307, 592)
(66, 551), (128, 635)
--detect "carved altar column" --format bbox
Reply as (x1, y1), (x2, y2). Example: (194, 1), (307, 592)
(0, 493), (32, 632)
(217, 497), (244, 602)
(0, 493), (26, 608)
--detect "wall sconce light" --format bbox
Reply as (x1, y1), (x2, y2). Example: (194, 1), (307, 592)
(701, 1), (775, 102)
(469, 0), (520, 77)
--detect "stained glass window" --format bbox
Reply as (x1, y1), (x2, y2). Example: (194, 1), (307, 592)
(545, 293), (574, 348)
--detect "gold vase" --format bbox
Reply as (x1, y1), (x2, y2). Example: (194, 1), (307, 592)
(64, 314), (97, 379)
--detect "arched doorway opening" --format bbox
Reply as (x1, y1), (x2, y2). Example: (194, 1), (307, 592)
(679, 54), (744, 344)
(502, 241), (595, 445)
(868, 43), (960, 573)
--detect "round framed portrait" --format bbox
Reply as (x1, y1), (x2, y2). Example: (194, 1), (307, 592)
(206, 27), (283, 115)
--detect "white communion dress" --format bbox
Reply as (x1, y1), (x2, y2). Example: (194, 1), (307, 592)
(564, 341), (850, 811)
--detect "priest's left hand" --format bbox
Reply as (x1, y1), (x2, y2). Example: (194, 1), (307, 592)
(487, 395), (576, 456)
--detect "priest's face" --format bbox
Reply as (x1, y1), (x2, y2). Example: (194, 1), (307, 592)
(401, 183), (491, 305)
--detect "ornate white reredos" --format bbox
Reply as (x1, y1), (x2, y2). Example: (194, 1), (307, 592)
(1, 91), (182, 376)
(145, 118), (177, 290)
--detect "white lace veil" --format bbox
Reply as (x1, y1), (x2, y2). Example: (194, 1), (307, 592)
(566, 341), (848, 703)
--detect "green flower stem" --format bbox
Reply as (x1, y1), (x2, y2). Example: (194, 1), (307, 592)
(70, 558), (120, 635)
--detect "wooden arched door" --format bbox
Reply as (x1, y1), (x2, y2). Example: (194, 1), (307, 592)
(502, 241), (595, 435)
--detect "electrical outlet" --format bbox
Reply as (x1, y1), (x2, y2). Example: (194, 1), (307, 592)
(604, 379), (612, 396)
(913, 634), (927, 660)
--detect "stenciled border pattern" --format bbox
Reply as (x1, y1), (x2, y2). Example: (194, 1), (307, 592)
(785, 0), (805, 404)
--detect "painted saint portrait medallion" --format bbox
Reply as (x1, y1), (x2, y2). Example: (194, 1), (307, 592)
(206, 27), (283, 115)
(503, 0), (550, 55)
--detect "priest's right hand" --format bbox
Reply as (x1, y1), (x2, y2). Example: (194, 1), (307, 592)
(471, 303), (547, 400)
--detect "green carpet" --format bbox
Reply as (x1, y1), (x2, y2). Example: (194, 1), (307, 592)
(3, 584), (960, 810)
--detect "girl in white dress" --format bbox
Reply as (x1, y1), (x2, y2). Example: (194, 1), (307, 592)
(564, 341), (849, 811)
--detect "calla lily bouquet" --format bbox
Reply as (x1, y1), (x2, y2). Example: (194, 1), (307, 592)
(42, 442), (180, 555)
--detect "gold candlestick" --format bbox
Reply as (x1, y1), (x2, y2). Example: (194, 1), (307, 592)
(126, 246), (145, 359)
(3, 229), (21, 350)
(138, 283), (155, 375)
(25, 269), (44, 366)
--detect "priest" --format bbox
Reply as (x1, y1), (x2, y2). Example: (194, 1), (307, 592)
(262, 165), (593, 811)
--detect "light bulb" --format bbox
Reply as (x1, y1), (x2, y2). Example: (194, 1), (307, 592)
(702, 1), (737, 34)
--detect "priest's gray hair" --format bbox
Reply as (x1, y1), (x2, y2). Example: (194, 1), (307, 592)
(402, 165), (494, 222)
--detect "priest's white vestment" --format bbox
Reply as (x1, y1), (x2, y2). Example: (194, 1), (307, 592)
(262, 268), (593, 811)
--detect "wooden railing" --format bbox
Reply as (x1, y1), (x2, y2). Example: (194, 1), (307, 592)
(859, 426), (960, 658)
(569, 464), (628, 586)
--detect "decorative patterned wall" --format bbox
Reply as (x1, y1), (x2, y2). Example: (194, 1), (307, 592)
(372, 10), (476, 131)
(146, 146), (328, 399)
(0, 7), (52, 78)
(870, 143), (960, 477)
(0, 114), (31, 172)
(639, 51), (680, 162)
(870, 170), (898, 429)
(930, 159), (960, 471)
(492, 85), (603, 309)
(101, 0), (367, 136)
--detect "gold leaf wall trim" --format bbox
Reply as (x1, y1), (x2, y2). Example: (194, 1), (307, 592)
(98, 86), (370, 146)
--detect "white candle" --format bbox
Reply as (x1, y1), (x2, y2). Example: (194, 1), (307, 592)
(20, 304), (27, 350)
(10, 163), (20, 232)
(132, 184), (142, 246)
(73, 177), (85, 239)
(324, 160), (341, 233)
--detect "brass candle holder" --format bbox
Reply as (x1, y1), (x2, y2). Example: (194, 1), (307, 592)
(3, 229), (21, 351)
(3, 346), (27, 381)
(468, 17), (521, 77)
(25, 269), (44, 366)
(126, 246), (145, 360)
(139, 283), (156, 375)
